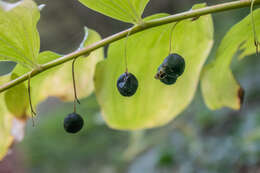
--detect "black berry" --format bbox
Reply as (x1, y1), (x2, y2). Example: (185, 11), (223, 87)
(117, 72), (138, 97)
(64, 112), (84, 133)
(155, 53), (185, 85)
(160, 75), (177, 85)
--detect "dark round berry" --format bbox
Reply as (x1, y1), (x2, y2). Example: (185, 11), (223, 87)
(64, 112), (84, 133)
(163, 53), (185, 77)
(160, 75), (177, 85)
(117, 72), (138, 97)
(155, 53), (185, 85)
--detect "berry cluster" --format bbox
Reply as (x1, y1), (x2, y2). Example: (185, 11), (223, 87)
(116, 53), (185, 97)
(63, 24), (185, 133)
(155, 53), (185, 85)
(116, 23), (185, 97)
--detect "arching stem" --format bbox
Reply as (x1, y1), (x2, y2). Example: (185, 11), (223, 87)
(28, 72), (36, 126)
(1, 0), (260, 93)
(168, 22), (179, 55)
(72, 57), (80, 113)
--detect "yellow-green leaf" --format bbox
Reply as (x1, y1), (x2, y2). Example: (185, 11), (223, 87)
(94, 9), (213, 130)
(4, 74), (28, 118)
(3, 28), (103, 119)
(201, 9), (260, 110)
(79, 0), (149, 24)
(0, 0), (40, 68)
(0, 76), (13, 160)
(39, 29), (103, 102)
(3, 51), (61, 118)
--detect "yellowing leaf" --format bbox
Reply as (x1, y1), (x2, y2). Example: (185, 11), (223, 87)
(201, 9), (260, 110)
(3, 28), (103, 119)
(3, 51), (61, 118)
(0, 100), (13, 161)
(39, 29), (103, 102)
(0, 0), (40, 68)
(4, 74), (28, 118)
(79, 0), (149, 24)
(94, 9), (213, 130)
(0, 76), (13, 160)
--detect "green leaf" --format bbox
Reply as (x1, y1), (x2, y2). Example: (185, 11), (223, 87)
(0, 0), (40, 68)
(94, 8), (213, 130)
(79, 0), (149, 24)
(4, 74), (28, 118)
(0, 97), (13, 161)
(3, 28), (103, 118)
(0, 76), (13, 160)
(38, 28), (103, 102)
(201, 9), (260, 110)
(4, 51), (61, 118)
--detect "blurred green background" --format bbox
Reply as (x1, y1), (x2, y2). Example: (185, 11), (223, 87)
(1, 0), (260, 173)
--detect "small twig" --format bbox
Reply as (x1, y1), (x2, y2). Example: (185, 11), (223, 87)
(168, 22), (179, 55)
(124, 28), (133, 72)
(28, 72), (36, 126)
(72, 57), (80, 113)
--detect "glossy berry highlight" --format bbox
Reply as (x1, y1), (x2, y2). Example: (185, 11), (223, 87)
(155, 53), (185, 85)
(117, 72), (138, 97)
(64, 112), (84, 133)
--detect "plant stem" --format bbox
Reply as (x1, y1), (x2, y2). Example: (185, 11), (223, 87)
(124, 28), (133, 72)
(28, 72), (36, 126)
(72, 57), (80, 113)
(168, 22), (179, 55)
(0, 0), (259, 93)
